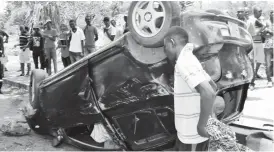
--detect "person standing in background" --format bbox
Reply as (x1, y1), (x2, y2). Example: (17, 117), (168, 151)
(0, 29), (9, 72)
(84, 14), (98, 55)
(14, 26), (31, 76)
(103, 17), (116, 45)
(68, 20), (85, 63)
(262, 10), (274, 87)
(24, 24), (45, 70)
(42, 19), (58, 76)
(111, 19), (123, 41)
(57, 23), (71, 67)
(0, 34), (5, 93)
(249, 6), (266, 90)
(237, 7), (246, 22)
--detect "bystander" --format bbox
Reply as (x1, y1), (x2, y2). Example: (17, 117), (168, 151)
(249, 6), (266, 90)
(14, 26), (31, 76)
(57, 23), (71, 67)
(0, 29), (9, 71)
(84, 14), (98, 55)
(42, 19), (58, 76)
(103, 17), (116, 45)
(263, 10), (274, 87)
(0, 33), (5, 93)
(68, 20), (85, 63)
(25, 24), (45, 69)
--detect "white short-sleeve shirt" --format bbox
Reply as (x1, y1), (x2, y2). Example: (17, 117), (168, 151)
(174, 43), (212, 144)
(103, 25), (116, 44)
(69, 27), (85, 53)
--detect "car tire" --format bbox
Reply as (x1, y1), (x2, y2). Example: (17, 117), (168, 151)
(26, 69), (49, 135)
(128, 1), (180, 48)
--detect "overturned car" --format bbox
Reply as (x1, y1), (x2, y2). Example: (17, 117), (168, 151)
(25, 1), (253, 151)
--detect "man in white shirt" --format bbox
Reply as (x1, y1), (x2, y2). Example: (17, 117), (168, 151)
(103, 17), (116, 45)
(248, 6), (267, 90)
(69, 20), (85, 63)
(163, 26), (217, 151)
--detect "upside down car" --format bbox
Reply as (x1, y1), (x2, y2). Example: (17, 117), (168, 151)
(24, 1), (253, 150)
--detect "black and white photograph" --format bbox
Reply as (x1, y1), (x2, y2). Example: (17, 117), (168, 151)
(0, 0), (273, 151)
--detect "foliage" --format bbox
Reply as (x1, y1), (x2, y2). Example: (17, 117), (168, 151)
(179, 1), (195, 12)
(2, 1), (130, 34)
(2, 1), (273, 34)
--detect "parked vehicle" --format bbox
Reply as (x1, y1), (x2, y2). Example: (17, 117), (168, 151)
(25, 1), (253, 150)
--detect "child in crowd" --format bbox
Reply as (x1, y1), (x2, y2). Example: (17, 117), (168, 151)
(57, 24), (71, 67)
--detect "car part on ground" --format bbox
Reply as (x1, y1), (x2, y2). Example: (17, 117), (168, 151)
(128, 1), (180, 48)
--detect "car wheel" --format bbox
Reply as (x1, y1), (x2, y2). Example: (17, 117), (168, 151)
(26, 69), (49, 135)
(128, 1), (180, 48)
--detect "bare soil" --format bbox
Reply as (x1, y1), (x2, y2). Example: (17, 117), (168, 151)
(0, 85), (78, 151)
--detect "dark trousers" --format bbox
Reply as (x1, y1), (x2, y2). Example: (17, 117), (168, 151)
(264, 48), (273, 82)
(174, 137), (208, 151)
(69, 52), (83, 63)
(61, 57), (71, 67)
(33, 50), (45, 69)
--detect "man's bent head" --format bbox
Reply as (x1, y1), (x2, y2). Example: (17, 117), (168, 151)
(163, 26), (189, 64)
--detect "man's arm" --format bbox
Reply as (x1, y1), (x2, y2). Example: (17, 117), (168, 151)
(105, 30), (115, 41)
(80, 29), (86, 54)
(94, 28), (98, 41)
(81, 40), (84, 54)
(195, 81), (216, 138)
(46, 30), (57, 41)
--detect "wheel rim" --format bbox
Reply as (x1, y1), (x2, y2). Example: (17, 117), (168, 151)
(31, 77), (35, 103)
(132, 1), (166, 38)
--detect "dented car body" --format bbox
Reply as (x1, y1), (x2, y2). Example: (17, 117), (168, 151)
(28, 10), (253, 150)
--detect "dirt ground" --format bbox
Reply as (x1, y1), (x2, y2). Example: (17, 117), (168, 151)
(0, 85), (78, 151)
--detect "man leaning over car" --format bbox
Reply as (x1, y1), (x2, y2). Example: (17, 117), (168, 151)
(163, 26), (218, 151)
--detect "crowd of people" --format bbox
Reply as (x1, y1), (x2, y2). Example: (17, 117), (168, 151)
(0, 14), (129, 93)
(237, 7), (274, 89)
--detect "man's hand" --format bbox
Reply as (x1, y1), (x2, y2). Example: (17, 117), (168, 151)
(197, 126), (210, 138)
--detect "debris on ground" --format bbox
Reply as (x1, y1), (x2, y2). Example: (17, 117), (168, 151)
(0, 117), (31, 136)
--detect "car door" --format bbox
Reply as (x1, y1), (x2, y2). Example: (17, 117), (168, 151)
(88, 44), (176, 151)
